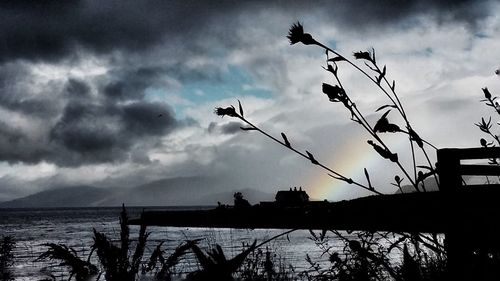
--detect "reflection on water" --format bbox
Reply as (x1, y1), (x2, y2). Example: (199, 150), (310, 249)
(0, 207), (345, 280)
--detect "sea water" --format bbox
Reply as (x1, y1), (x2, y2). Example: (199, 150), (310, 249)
(0, 207), (346, 280)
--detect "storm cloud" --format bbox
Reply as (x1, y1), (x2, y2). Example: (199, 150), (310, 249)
(0, 0), (493, 63)
(0, 61), (181, 166)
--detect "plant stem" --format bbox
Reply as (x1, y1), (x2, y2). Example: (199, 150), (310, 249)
(327, 62), (418, 190)
(255, 229), (298, 249)
(238, 115), (383, 195)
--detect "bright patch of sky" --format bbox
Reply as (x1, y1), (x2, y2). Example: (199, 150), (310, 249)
(145, 65), (272, 117)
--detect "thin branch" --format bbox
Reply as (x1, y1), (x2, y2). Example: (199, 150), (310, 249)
(238, 115), (383, 195)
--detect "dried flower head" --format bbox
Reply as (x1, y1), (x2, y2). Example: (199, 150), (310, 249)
(374, 110), (400, 133)
(480, 138), (487, 147)
(353, 51), (372, 61)
(394, 175), (401, 183)
(367, 140), (398, 162)
(322, 83), (348, 106)
(483, 87), (492, 100)
(214, 106), (238, 118)
(287, 22), (316, 45)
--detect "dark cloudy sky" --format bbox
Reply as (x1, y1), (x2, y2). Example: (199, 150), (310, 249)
(0, 0), (499, 202)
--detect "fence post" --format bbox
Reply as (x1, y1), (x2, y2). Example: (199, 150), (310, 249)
(437, 148), (461, 192)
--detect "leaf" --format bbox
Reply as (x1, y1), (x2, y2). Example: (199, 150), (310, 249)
(364, 168), (373, 190)
(322, 83), (344, 102)
(367, 140), (398, 162)
(328, 56), (346, 62)
(375, 104), (397, 112)
(240, 127), (256, 131)
(320, 229), (327, 241)
(238, 100), (243, 117)
(380, 109), (391, 120)
(376, 65), (386, 84)
(391, 80), (396, 91)
(228, 241), (256, 273)
(374, 110), (400, 133)
(365, 62), (378, 72)
(306, 150), (319, 165)
(281, 132), (291, 148)
(408, 127), (424, 148)
(309, 229), (318, 240)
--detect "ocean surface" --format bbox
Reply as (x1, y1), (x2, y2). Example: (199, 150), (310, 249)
(0, 207), (346, 280)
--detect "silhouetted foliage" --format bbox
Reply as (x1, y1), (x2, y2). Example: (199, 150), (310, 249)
(144, 240), (194, 280)
(36, 243), (98, 281)
(91, 205), (149, 281)
(186, 241), (256, 281)
(0, 236), (15, 281)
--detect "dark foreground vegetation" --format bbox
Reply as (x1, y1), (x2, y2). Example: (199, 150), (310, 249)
(0, 206), (449, 281)
(1, 203), (500, 280)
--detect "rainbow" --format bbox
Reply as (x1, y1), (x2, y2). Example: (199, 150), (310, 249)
(307, 136), (373, 200)
(306, 135), (408, 200)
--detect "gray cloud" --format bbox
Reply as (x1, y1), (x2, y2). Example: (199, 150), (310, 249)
(47, 89), (178, 166)
(0, 61), (182, 166)
(208, 121), (244, 135)
(316, 0), (492, 30)
(0, 1), (492, 64)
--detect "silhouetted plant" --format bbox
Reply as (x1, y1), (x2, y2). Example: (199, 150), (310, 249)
(186, 240), (256, 281)
(477, 87), (500, 169)
(34, 206), (196, 281)
(144, 240), (194, 280)
(36, 243), (98, 281)
(216, 22), (440, 195)
(301, 230), (446, 281)
(91, 204), (149, 281)
(0, 236), (15, 281)
(239, 245), (295, 281)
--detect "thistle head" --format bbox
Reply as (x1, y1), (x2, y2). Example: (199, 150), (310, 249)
(214, 106), (238, 118)
(353, 49), (375, 63)
(287, 22), (316, 45)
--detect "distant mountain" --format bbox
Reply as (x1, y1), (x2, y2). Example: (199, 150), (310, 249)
(0, 177), (275, 208)
(99, 177), (275, 206)
(398, 177), (440, 194)
(0, 185), (116, 208)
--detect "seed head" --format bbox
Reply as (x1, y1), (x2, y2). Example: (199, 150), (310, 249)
(287, 22), (316, 45)
(483, 87), (492, 100)
(214, 106), (238, 118)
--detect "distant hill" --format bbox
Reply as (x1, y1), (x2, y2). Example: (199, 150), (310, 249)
(0, 186), (115, 208)
(398, 177), (440, 193)
(0, 177), (275, 208)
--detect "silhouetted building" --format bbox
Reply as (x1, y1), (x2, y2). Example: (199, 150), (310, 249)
(275, 188), (309, 206)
